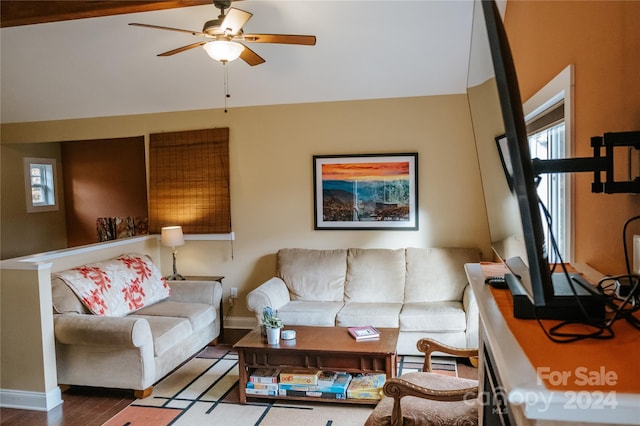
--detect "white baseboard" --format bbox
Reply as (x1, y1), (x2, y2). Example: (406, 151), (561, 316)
(224, 316), (257, 329)
(0, 387), (63, 411)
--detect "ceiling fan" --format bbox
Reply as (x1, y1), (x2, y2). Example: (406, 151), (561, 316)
(129, 0), (316, 66)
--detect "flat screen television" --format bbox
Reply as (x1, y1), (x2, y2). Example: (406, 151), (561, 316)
(467, 0), (604, 322)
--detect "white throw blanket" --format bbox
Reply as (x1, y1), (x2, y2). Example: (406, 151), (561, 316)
(54, 253), (170, 316)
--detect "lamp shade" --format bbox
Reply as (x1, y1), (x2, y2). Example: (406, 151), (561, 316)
(202, 40), (244, 63)
(161, 226), (185, 247)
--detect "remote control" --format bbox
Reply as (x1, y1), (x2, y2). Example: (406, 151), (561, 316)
(484, 276), (508, 289)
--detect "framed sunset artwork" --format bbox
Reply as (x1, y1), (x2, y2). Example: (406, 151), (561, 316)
(313, 153), (418, 230)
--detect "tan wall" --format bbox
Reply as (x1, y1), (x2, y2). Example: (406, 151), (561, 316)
(0, 143), (68, 258)
(0, 268), (56, 393)
(505, 1), (640, 275)
(1, 95), (491, 319)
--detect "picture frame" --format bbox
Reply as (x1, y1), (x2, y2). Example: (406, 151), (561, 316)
(313, 153), (418, 230)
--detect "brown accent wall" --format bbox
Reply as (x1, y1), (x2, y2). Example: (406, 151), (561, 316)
(61, 136), (148, 246)
(505, 1), (640, 275)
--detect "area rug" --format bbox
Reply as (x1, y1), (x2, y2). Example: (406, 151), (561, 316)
(103, 345), (469, 426)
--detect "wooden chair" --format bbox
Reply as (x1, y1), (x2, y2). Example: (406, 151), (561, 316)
(365, 338), (479, 426)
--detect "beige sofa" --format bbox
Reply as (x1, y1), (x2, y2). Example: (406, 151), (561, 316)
(247, 248), (481, 355)
(51, 253), (222, 397)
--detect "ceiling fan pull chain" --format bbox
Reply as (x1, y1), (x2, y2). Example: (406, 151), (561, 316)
(223, 61), (231, 113)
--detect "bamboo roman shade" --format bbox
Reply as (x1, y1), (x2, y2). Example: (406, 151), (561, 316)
(149, 127), (231, 234)
(526, 103), (564, 134)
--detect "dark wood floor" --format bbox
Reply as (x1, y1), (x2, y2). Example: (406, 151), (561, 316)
(0, 329), (249, 426)
(0, 386), (134, 426)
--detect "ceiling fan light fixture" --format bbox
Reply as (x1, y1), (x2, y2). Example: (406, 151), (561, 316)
(203, 40), (244, 63)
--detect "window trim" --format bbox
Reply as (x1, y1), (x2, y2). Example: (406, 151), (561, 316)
(523, 65), (574, 262)
(23, 157), (59, 213)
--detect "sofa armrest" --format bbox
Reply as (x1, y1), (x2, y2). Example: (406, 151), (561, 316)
(168, 280), (223, 307)
(463, 285), (479, 348)
(54, 313), (152, 348)
(246, 277), (291, 322)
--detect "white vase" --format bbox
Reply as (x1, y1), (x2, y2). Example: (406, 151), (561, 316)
(266, 327), (281, 345)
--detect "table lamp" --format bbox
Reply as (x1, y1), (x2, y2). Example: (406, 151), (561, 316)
(161, 226), (185, 280)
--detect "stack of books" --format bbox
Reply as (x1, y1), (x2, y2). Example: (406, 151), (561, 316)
(246, 368), (280, 396)
(346, 373), (387, 400)
(278, 372), (353, 399)
(246, 368), (386, 400)
(347, 326), (380, 341)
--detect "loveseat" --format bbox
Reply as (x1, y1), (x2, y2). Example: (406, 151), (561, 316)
(51, 253), (222, 397)
(246, 248), (482, 355)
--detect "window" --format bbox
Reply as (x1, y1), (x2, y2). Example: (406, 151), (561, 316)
(24, 157), (58, 212)
(523, 65), (574, 262)
(528, 110), (566, 262)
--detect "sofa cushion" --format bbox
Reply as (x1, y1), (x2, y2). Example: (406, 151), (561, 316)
(276, 301), (343, 326)
(53, 253), (171, 317)
(128, 315), (192, 356)
(344, 248), (405, 303)
(405, 247), (481, 303)
(133, 301), (215, 332)
(399, 301), (467, 332)
(277, 249), (347, 302)
(336, 302), (402, 328)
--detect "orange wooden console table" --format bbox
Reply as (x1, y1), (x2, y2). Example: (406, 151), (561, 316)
(465, 263), (639, 426)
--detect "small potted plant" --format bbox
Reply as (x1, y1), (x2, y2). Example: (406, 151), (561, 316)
(262, 306), (283, 344)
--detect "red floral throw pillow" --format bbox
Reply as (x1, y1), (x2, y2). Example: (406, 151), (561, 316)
(54, 253), (171, 316)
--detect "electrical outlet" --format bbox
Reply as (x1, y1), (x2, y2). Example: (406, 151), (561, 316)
(634, 235), (640, 275)
(230, 287), (238, 299)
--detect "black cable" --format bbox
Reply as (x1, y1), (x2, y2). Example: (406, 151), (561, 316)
(542, 318), (614, 343)
(529, 176), (640, 340)
(597, 274), (640, 329)
(534, 198), (616, 343)
(542, 209), (640, 340)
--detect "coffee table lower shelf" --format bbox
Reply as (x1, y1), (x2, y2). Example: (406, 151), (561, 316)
(242, 392), (381, 405)
(234, 326), (399, 406)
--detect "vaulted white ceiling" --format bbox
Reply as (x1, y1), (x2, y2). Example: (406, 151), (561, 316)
(0, 1), (498, 124)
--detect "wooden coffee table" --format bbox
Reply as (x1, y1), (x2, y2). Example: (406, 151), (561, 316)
(234, 325), (399, 404)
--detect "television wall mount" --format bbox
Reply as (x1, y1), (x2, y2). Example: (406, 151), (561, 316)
(532, 130), (640, 194)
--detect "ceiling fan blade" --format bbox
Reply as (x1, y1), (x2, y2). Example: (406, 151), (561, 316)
(129, 22), (206, 37)
(220, 7), (252, 35)
(158, 41), (207, 57)
(239, 45), (265, 66)
(243, 34), (316, 46)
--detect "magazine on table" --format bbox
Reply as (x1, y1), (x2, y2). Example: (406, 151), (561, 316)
(347, 326), (380, 340)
